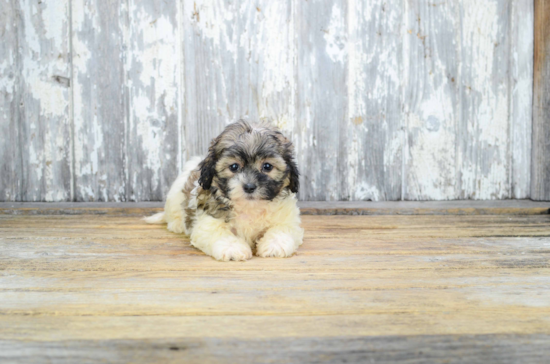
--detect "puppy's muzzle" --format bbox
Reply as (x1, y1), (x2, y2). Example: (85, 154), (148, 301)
(243, 183), (257, 194)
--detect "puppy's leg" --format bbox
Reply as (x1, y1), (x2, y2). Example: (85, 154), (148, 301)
(256, 198), (304, 258)
(256, 224), (303, 258)
(191, 212), (252, 261)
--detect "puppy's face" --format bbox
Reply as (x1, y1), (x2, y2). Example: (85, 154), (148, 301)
(198, 120), (299, 202)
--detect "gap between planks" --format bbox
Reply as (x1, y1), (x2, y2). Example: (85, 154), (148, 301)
(0, 200), (549, 216)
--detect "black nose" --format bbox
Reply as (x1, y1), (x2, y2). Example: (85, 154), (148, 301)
(243, 183), (257, 194)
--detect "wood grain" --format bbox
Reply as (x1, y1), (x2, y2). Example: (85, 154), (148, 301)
(71, 0), (128, 201)
(403, 0), (460, 200)
(182, 0), (295, 158)
(14, 1), (72, 202)
(532, 0), (550, 201)
(126, 0), (182, 201)
(1, 334), (550, 364)
(1, 200), (549, 216)
(346, 0), (403, 201)
(0, 0), (21, 201)
(510, 0), (534, 199)
(0, 1), (537, 202)
(1, 213), (550, 362)
(295, 0), (348, 201)
(181, 0), (231, 158)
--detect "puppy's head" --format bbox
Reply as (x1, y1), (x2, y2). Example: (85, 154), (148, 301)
(198, 120), (299, 201)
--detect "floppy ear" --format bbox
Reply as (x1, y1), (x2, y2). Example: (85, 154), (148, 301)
(281, 138), (299, 193)
(286, 157), (300, 193)
(198, 148), (217, 190)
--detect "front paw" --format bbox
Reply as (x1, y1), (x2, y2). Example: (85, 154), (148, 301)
(256, 233), (296, 258)
(211, 236), (252, 262)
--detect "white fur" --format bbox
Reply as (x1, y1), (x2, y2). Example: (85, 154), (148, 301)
(145, 157), (304, 261)
(143, 211), (165, 224)
(143, 156), (202, 234)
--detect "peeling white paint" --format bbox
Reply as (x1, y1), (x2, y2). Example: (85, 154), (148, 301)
(460, 0), (511, 199)
(41, 1), (67, 50)
(0, 0), (535, 202)
(355, 182), (381, 201)
(125, 1), (181, 200)
(256, 1), (294, 127)
(324, 4), (347, 64)
(14, 0), (72, 201)
(191, 1), (238, 61)
(509, 0), (533, 199)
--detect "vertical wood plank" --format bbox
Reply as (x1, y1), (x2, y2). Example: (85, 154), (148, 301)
(346, 0), (403, 201)
(181, 0), (231, 157)
(295, 0), (348, 201)
(510, 0), (533, 199)
(403, 1), (460, 200)
(182, 0), (295, 159)
(72, 0), (128, 201)
(125, 1), (181, 201)
(458, 0), (511, 199)
(532, 0), (550, 201)
(17, 0), (72, 201)
(0, 0), (22, 201)
(243, 1), (296, 134)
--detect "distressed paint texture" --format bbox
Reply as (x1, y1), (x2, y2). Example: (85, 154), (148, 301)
(126, 1), (181, 201)
(19, 0), (72, 202)
(296, 0), (348, 201)
(0, 0), (21, 201)
(182, 0), (295, 157)
(2, 1), (72, 201)
(0, 0), (536, 201)
(346, 0), (403, 201)
(459, 0), (511, 200)
(510, 0), (533, 199)
(71, 0), (128, 201)
(403, 0), (460, 200)
(532, 0), (550, 200)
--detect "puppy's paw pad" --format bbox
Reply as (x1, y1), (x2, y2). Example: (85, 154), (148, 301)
(257, 233), (295, 258)
(212, 238), (252, 262)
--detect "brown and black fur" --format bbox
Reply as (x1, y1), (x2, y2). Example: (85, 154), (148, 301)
(181, 120), (299, 232)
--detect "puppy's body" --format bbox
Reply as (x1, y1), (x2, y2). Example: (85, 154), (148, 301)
(145, 120), (303, 261)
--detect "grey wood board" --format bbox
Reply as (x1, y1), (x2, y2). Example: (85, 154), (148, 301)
(0, 200), (548, 216)
(125, 0), (182, 201)
(459, 0), (513, 200)
(0, 0), (537, 202)
(2, 1), (72, 202)
(347, 0), (403, 201)
(19, 0), (72, 202)
(0, 0), (21, 201)
(182, 0), (295, 158)
(403, 0), (461, 200)
(532, 0), (550, 200)
(511, 0), (534, 199)
(295, 0), (348, 201)
(71, 0), (128, 201)
(1, 334), (549, 364)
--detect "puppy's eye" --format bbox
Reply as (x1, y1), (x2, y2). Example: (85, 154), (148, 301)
(262, 163), (273, 172)
(229, 163), (239, 172)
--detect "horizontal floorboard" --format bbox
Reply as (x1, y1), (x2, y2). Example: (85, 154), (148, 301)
(1, 210), (549, 362)
(1, 334), (550, 364)
(0, 200), (549, 216)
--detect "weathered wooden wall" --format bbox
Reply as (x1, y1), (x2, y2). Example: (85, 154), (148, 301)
(532, 0), (550, 201)
(0, 0), (535, 202)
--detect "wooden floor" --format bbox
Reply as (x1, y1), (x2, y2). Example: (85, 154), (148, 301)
(1, 203), (550, 363)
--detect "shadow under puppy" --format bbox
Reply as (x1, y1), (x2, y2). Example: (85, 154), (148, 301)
(145, 120), (304, 261)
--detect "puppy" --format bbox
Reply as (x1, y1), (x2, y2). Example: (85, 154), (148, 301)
(145, 120), (304, 261)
